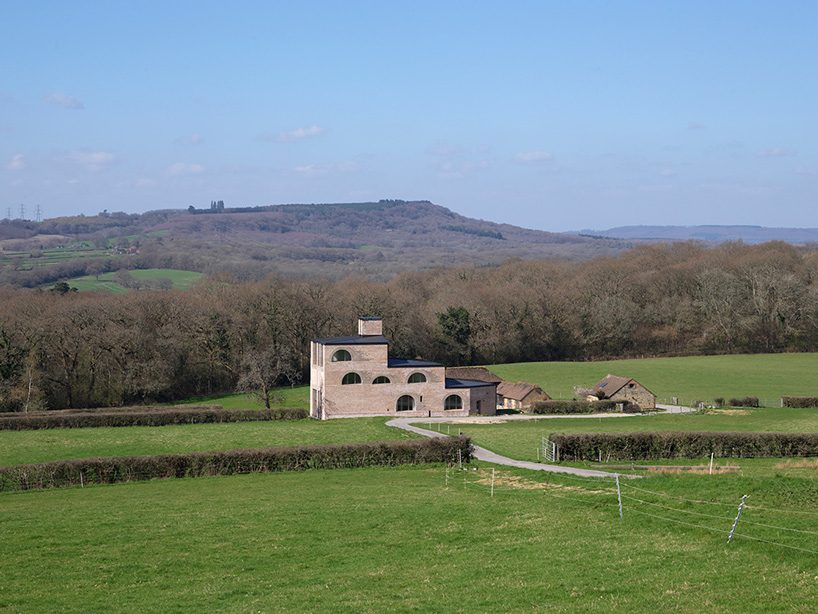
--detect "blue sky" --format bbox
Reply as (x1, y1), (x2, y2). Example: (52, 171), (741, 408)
(1, 1), (816, 231)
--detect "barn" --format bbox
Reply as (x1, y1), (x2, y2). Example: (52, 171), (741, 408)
(589, 374), (656, 409)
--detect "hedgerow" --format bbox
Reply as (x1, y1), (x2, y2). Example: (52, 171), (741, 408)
(728, 397), (760, 408)
(781, 397), (818, 408)
(551, 431), (818, 461)
(0, 406), (308, 430)
(529, 400), (641, 414)
(0, 436), (473, 492)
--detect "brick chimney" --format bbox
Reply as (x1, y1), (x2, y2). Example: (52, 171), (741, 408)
(358, 317), (383, 336)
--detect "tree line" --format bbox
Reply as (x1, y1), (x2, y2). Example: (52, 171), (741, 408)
(1, 240), (817, 411)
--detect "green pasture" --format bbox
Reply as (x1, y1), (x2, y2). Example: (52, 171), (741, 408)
(488, 353), (818, 405)
(65, 268), (203, 292)
(449, 407), (818, 466)
(2, 465), (818, 612)
(0, 417), (409, 467)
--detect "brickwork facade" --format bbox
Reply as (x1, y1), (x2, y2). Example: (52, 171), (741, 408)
(310, 318), (496, 419)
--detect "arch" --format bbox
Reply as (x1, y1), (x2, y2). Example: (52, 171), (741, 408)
(332, 349), (352, 362)
(372, 376), (391, 384)
(407, 372), (427, 384)
(444, 394), (463, 410)
(396, 395), (415, 412)
(341, 372), (362, 385)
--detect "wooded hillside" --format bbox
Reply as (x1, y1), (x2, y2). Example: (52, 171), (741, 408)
(1, 241), (817, 410)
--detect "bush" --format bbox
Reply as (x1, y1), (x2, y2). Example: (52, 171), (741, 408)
(713, 397), (725, 408)
(728, 397), (759, 408)
(781, 397), (818, 408)
(551, 431), (818, 461)
(0, 406), (308, 430)
(0, 436), (473, 492)
(529, 400), (641, 415)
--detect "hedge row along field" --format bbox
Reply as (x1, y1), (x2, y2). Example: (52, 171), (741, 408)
(529, 400), (641, 414)
(0, 406), (308, 430)
(551, 431), (818, 461)
(782, 396), (818, 408)
(0, 436), (473, 491)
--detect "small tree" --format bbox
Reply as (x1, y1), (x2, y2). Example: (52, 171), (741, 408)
(237, 347), (302, 409)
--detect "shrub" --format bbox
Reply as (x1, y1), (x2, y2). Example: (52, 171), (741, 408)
(0, 436), (473, 492)
(529, 400), (641, 415)
(713, 397), (725, 408)
(0, 406), (308, 430)
(781, 397), (818, 408)
(551, 431), (818, 461)
(728, 397), (759, 408)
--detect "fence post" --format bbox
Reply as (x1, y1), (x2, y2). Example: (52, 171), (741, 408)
(727, 495), (748, 543)
(445, 465), (449, 489)
(491, 468), (495, 498)
(709, 452), (714, 475)
(457, 448), (462, 470)
(615, 474), (623, 519)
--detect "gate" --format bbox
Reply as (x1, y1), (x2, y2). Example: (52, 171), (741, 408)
(540, 435), (558, 462)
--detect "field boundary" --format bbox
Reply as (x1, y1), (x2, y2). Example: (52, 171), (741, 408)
(0, 437), (472, 492)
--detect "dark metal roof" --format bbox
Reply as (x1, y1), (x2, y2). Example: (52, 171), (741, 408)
(445, 366), (503, 384)
(313, 335), (390, 346)
(445, 378), (497, 389)
(388, 358), (443, 368)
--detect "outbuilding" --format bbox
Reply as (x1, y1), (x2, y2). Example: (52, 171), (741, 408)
(589, 374), (656, 409)
(496, 382), (550, 410)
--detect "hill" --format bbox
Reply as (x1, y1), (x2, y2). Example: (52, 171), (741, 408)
(582, 224), (818, 244)
(1, 201), (629, 286)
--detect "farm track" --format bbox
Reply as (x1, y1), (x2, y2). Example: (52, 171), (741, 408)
(387, 405), (691, 478)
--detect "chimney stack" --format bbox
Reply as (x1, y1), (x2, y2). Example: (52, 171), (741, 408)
(358, 317), (383, 336)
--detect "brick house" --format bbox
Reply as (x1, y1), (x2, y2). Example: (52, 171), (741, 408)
(496, 382), (550, 410)
(309, 317), (497, 419)
(589, 374), (656, 409)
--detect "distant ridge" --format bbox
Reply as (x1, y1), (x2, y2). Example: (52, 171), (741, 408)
(579, 225), (818, 245)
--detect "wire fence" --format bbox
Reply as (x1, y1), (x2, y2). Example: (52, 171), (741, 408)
(445, 464), (818, 557)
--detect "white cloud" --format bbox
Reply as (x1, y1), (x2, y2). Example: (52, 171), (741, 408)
(268, 125), (324, 142)
(176, 133), (204, 145)
(759, 147), (794, 158)
(6, 153), (25, 171)
(167, 162), (205, 176)
(44, 92), (85, 110)
(69, 150), (115, 171)
(515, 150), (553, 163)
(434, 159), (489, 179)
(293, 161), (360, 176)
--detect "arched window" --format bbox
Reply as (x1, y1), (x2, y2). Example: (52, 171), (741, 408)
(332, 349), (352, 362)
(444, 394), (463, 410)
(341, 372), (362, 385)
(396, 395), (415, 412)
(372, 376), (391, 384)
(408, 372), (427, 384)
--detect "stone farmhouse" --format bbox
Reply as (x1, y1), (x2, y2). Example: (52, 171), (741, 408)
(309, 317), (497, 419)
(496, 382), (550, 410)
(589, 374), (656, 409)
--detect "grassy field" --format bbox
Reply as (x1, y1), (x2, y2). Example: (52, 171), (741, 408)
(2, 465), (818, 612)
(448, 408), (818, 466)
(488, 353), (818, 406)
(0, 417), (410, 466)
(65, 268), (203, 292)
(177, 386), (310, 410)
